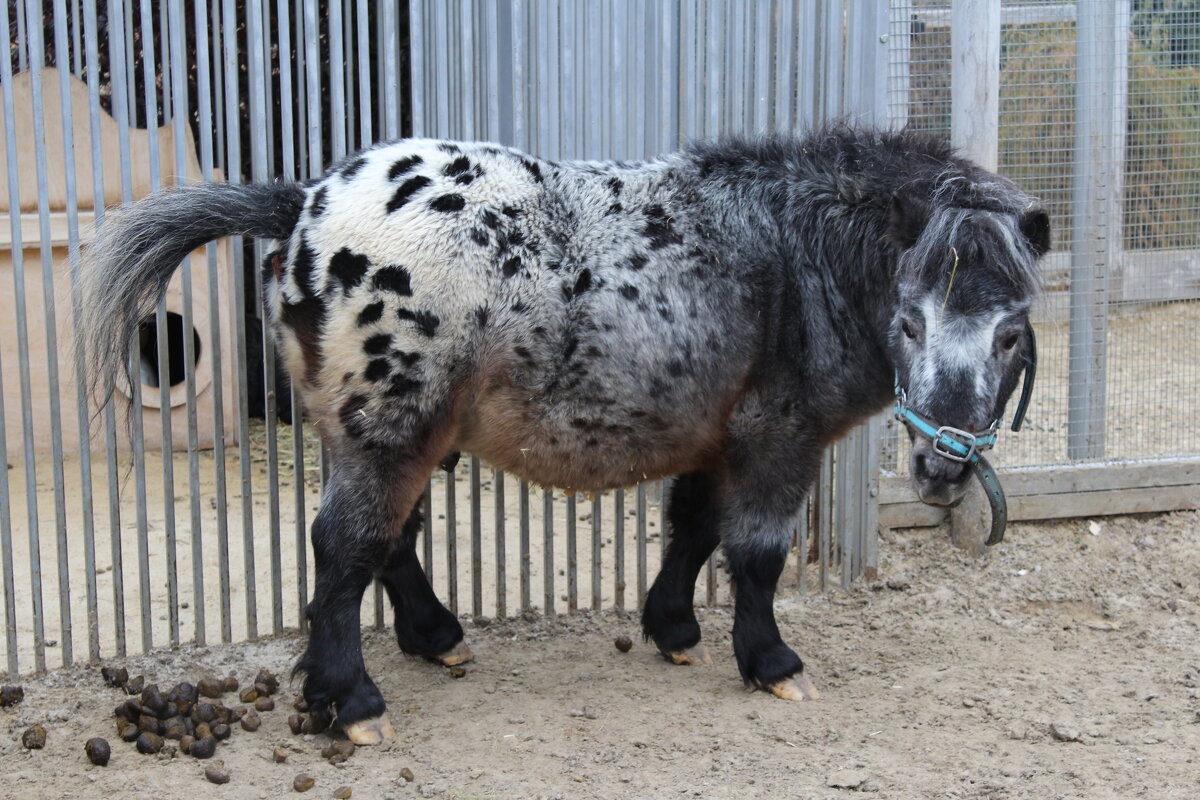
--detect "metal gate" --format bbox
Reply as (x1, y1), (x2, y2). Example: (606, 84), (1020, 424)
(2, 1), (1198, 679)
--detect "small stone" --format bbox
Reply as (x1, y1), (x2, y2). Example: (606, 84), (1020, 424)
(189, 736), (217, 759)
(301, 713), (330, 735)
(885, 578), (911, 591)
(272, 747), (288, 763)
(137, 713), (161, 734)
(193, 702), (219, 723)
(211, 722), (232, 741)
(333, 786), (352, 799)
(168, 682), (199, 706)
(449, 667), (466, 679)
(85, 737), (111, 766)
(826, 770), (868, 789)
(100, 666), (129, 688)
(21, 724), (47, 750)
(1050, 722), (1081, 742)
(124, 675), (145, 695)
(135, 731), (164, 754)
(288, 714), (304, 735)
(194, 722), (213, 741)
(0, 685), (25, 707)
(141, 684), (167, 716)
(255, 696), (275, 712)
(329, 754), (350, 767)
(255, 669), (280, 695)
(293, 696), (309, 713)
(321, 740), (355, 761)
(222, 676), (239, 694)
(162, 718), (188, 740)
(197, 677), (224, 699)
(179, 734), (196, 754)
(240, 711), (261, 732)
(116, 719), (140, 742)
(254, 682), (273, 698)
(614, 635), (633, 653)
(115, 698), (141, 721)
(239, 687), (259, 704)
(294, 773), (316, 792)
(205, 764), (231, 784)
(399, 767), (415, 783)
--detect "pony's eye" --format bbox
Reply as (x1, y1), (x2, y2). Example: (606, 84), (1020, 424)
(900, 319), (917, 340)
(1001, 333), (1020, 352)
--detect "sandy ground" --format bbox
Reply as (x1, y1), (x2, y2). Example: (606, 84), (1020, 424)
(1, 509), (1198, 799)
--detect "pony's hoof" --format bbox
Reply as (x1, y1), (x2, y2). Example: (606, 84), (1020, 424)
(662, 644), (712, 666)
(767, 673), (820, 701)
(437, 641), (474, 667)
(344, 714), (396, 745)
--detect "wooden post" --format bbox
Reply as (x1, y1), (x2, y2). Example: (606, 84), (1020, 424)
(951, 0), (1000, 171)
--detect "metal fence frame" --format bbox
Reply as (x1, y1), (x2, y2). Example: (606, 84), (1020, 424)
(1, 0), (1197, 679)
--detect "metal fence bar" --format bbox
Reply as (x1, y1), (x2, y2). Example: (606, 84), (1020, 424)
(494, 469), (506, 620)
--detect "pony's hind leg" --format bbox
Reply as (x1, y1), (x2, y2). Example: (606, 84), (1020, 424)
(378, 500), (473, 666)
(642, 471), (721, 666)
(294, 440), (441, 745)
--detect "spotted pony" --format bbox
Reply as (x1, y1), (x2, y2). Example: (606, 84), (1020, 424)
(81, 125), (1048, 744)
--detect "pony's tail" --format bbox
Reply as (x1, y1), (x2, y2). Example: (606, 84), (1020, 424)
(79, 180), (306, 408)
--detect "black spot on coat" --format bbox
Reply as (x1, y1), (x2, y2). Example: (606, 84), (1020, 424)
(329, 248), (371, 291)
(429, 194), (467, 213)
(307, 186), (328, 218)
(619, 284), (639, 301)
(624, 253), (648, 271)
(573, 269), (594, 296)
(290, 236), (319, 298)
(365, 358), (392, 382)
(356, 301), (385, 326)
(643, 204), (683, 249)
(397, 308), (440, 337)
(520, 159), (543, 183)
(340, 157), (366, 179)
(387, 155), (423, 181)
(443, 156), (471, 176)
(502, 256), (521, 278)
(363, 333), (393, 355)
(387, 175), (432, 213)
(470, 228), (489, 247)
(387, 373), (422, 396)
(372, 265), (413, 296)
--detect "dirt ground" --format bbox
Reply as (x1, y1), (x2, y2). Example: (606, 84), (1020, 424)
(1, 509), (1198, 799)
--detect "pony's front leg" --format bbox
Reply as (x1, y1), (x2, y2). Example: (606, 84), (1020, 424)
(720, 432), (822, 701)
(294, 443), (435, 744)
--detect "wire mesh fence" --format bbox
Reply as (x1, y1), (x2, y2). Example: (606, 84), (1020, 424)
(1, 0), (1196, 679)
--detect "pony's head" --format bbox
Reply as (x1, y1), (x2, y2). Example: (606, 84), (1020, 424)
(887, 187), (1049, 507)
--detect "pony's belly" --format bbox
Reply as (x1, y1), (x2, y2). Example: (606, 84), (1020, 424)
(457, 387), (717, 492)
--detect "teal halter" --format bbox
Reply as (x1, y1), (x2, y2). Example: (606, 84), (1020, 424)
(892, 325), (1037, 546)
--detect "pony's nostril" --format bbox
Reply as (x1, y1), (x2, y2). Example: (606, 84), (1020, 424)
(913, 453), (929, 478)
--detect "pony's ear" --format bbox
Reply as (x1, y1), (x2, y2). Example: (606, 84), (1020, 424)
(1019, 207), (1051, 256)
(887, 191), (930, 249)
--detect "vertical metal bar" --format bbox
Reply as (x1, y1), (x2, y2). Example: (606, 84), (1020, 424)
(53, 0), (100, 664)
(1068, 1), (1125, 460)
(422, 481), (434, 582)
(53, 0), (99, 666)
(796, 497), (810, 595)
(344, 0), (356, 152)
(566, 493), (577, 612)
(140, 0), (181, 650)
(0, 0), (23, 675)
(408, 0), (426, 136)
(8, 0), (46, 676)
(494, 469), (506, 619)
(303, 0), (323, 175)
(329, 0), (347, 158)
(108, 0), (152, 656)
(90, 0), (127, 657)
(357, 0), (374, 145)
(887, 0), (911, 128)
(381, 0), (400, 137)
(24, 0), (72, 669)
(470, 456), (482, 619)
(276, 0), (307, 634)
(591, 495), (601, 611)
(445, 465), (458, 615)
(542, 488), (554, 616)
(246, 0), (283, 635)
(458, 0), (475, 139)
(224, 0), (257, 639)
(195, 0), (232, 644)
(519, 479), (530, 610)
(818, 448), (832, 592)
(70, 0), (83, 75)
(613, 489), (624, 612)
(164, 0), (206, 647)
(636, 483), (647, 607)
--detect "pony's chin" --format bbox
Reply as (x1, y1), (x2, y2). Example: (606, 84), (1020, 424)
(914, 480), (969, 508)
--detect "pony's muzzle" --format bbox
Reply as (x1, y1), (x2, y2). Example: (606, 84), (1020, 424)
(910, 438), (972, 506)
